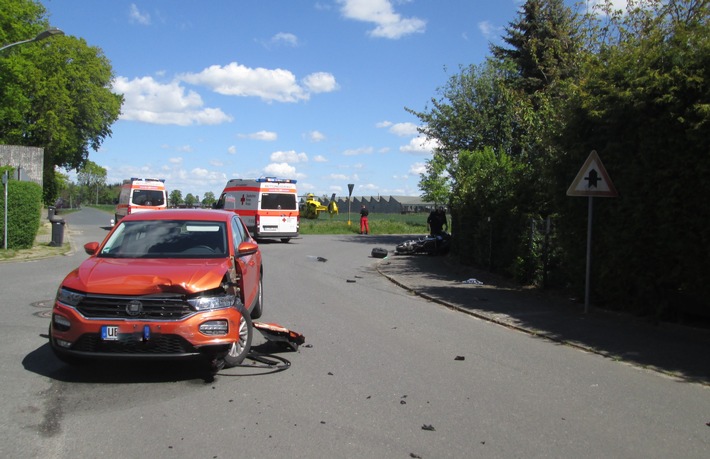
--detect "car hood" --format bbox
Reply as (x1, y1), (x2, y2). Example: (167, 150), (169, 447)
(61, 257), (231, 296)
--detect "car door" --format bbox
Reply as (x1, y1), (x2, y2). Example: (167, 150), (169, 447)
(230, 216), (259, 311)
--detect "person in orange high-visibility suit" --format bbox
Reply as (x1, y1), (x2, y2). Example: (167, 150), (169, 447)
(359, 205), (370, 235)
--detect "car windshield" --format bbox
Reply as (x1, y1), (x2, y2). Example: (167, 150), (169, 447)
(99, 220), (228, 258)
(260, 193), (297, 210)
(131, 189), (165, 206)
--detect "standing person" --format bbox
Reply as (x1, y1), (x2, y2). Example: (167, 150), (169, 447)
(360, 204), (370, 235)
(427, 207), (447, 236)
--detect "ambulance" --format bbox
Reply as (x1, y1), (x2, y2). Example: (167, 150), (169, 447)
(114, 177), (168, 223)
(215, 177), (299, 242)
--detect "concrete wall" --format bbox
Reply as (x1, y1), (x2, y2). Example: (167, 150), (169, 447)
(0, 145), (44, 186)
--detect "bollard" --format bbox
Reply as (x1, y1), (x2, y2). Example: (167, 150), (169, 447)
(48, 206), (55, 221)
(50, 218), (65, 247)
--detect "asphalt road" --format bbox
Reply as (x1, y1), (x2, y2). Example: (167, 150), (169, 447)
(0, 208), (708, 458)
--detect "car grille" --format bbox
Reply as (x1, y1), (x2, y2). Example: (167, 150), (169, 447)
(72, 333), (196, 354)
(76, 294), (193, 320)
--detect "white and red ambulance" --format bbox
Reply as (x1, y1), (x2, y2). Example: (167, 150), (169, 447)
(215, 177), (299, 242)
(114, 178), (168, 223)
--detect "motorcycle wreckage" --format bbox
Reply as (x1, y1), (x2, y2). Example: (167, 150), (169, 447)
(395, 232), (451, 256)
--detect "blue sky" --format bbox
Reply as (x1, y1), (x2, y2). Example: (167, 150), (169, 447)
(41, 0), (625, 200)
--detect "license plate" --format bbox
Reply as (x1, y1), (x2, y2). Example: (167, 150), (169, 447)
(101, 325), (119, 341)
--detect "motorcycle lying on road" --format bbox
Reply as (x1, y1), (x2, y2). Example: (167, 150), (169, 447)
(395, 231), (451, 256)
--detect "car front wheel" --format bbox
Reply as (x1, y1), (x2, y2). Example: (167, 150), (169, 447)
(223, 311), (253, 368)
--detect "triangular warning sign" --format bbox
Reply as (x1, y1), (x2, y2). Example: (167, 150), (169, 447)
(567, 150), (618, 197)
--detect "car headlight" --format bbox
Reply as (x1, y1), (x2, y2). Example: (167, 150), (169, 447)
(187, 293), (236, 311)
(57, 287), (86, 307)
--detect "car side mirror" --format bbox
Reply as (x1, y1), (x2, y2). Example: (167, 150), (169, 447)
(84, 242), (100, 255)
(237, 241), (258, 256)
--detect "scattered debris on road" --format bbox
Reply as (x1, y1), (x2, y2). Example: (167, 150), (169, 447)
(253, 322), (305, 351)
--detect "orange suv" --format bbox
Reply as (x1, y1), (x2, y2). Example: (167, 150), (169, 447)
(49, 209), (263, 374)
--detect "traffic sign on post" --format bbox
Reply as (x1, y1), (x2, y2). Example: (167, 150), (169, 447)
(567, 150), (618, 197)
(566, 150), (618, 314)
(347, 184), (354, 226)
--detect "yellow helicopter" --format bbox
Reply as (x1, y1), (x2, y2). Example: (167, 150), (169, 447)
(301, 193), (338, 219)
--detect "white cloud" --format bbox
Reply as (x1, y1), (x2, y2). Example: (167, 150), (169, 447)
(270, 150), (308, 163)
(112, 76), (233, 126)
(263, 162), (299, 178)
(271, 32), (299, 46)
(302, 72), (339, 93)
(313, 155), (328, 162)
(329, 173), (349, 180)
(409, 162), (426, 175)
(400, 135), (439, 154)
(169, 157), (183, 164)
(227, 146), (237, 155)
(129, 4), (151, 25)
(338, 0), (426, 39)
(179, 62), (338, 103)
(587, 0), (629, 15)
(386, 122), (418, 136)
(238, 130), (278, 141)
(376, 120), (393, 128)
(478, 21), (502, 39)
(307, 131), (326, 142)
(343, 146), (374, 156)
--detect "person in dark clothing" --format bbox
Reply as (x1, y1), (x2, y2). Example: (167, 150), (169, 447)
(360, 205), (370, 235)
(427, 207), (447, 236)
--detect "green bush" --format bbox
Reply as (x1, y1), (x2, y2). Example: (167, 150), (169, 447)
(0, 180), (42, 249)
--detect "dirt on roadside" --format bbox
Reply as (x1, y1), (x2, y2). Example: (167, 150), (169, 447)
(0, 221), (72, 262)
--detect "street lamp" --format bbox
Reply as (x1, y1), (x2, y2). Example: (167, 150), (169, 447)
(0, 27), (64, 52)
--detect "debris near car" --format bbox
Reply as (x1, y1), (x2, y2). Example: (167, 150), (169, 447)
(394, 232), (451, 256)
(253, 322), (305, 351)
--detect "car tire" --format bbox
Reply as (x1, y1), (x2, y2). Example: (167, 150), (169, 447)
(250, 276), (263, 319)
(281, 238), (290, 243)
(223, 310), (253, 368)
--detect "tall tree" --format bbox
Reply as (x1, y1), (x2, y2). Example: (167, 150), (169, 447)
(490, 0), (581, 95)
(418, 154), (450, 206)
(202, 191), (217, 207)
(169, 190), (183, 208)
(408, 0), (586, 279)
(76, 160), (107, 205)
(0, 0), (123, 204)
(184, 193), (196, 207)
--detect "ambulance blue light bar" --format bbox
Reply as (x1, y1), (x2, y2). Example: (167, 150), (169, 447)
(257, 177), (297, 184)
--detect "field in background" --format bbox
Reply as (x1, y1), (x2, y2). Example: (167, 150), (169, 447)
(87, 205), (429, 235)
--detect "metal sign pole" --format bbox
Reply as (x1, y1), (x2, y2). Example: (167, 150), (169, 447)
(3, 171), (8, 250)
(584, 196), (593, 313)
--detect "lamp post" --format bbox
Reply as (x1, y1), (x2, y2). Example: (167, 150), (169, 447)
(2, 171), (7, 250)
(0, 27), (64, 52)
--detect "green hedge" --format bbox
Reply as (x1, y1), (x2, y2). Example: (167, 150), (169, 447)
(0, 180), (43, 249)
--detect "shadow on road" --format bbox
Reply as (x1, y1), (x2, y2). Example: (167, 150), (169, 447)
(23, 337), (299, 384)
(378, 253), (710, 386)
